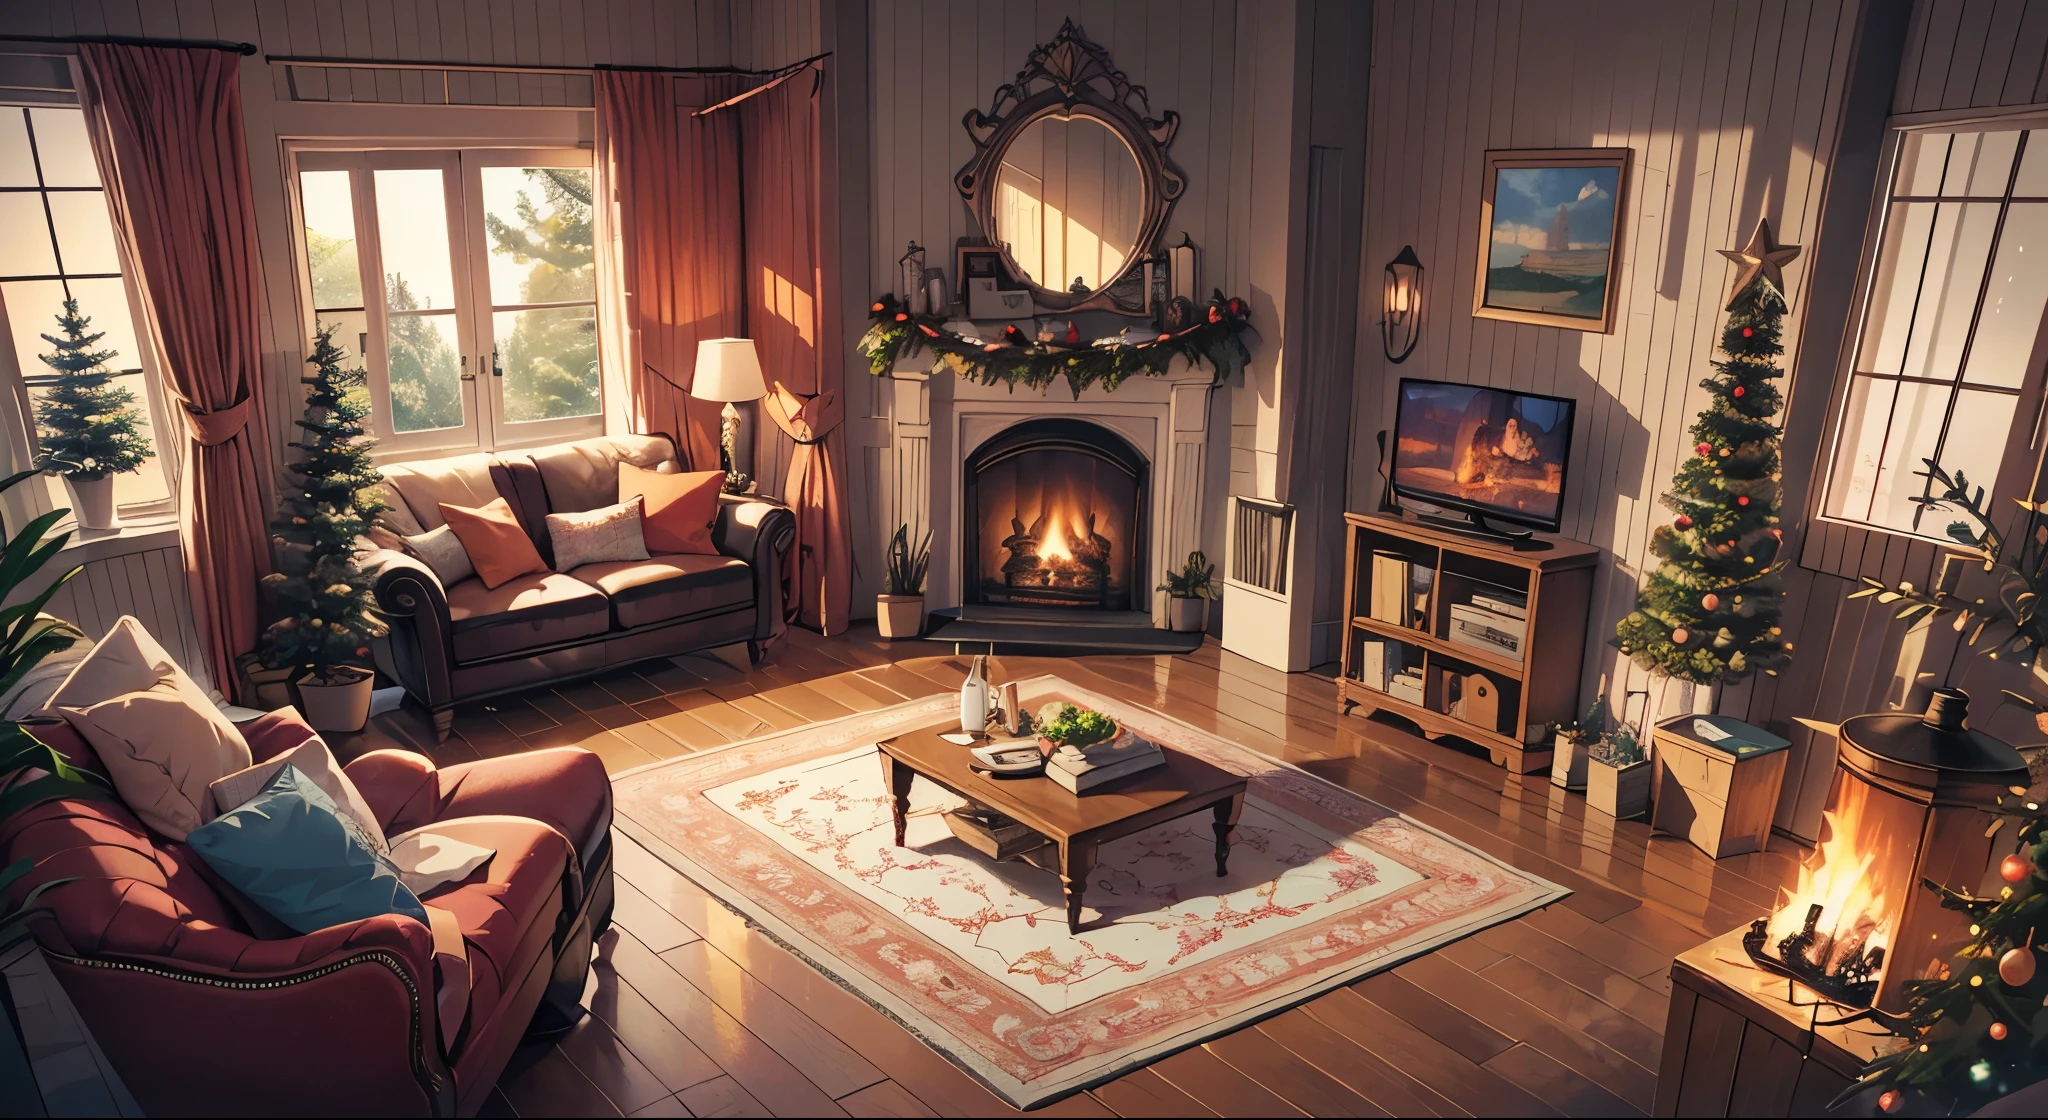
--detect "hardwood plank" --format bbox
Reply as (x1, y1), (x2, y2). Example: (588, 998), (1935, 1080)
(679, 1075), (772, 1118)
(657, 940), (887, 1100)
(1303, 988), (1559, 1118)
(626, 1094), (692, 1118)
(612, 878), (702, 954)
(555, 1013), (676, 1115)
(1468, 920), (1669, 1029)
(1254, 1007), (1465, 1117)
(585, 934), (726, 1094)
(1087, 1067), (1220, 1119)
(1203, 1025), (1389, 1117)
(1483, 1043), (1644, 1119)
(839, 1080), (941, 1118)
(1353, 971), (1514, 1063)
(498, 1043), (624, 1118)
(1147, 1045), (1308, 1118)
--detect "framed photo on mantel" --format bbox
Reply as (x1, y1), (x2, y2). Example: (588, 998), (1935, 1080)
(1472, 148), (1631, 333)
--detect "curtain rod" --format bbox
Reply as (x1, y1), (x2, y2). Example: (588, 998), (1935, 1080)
(1, 33), (257, 55)
(266, 51), (829, 79)
(693, 58), (825, 116)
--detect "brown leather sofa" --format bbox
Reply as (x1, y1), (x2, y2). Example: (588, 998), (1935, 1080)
(362, 435), (794, 740)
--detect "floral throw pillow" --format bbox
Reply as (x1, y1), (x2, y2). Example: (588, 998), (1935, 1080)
(547, 496), (651, 572)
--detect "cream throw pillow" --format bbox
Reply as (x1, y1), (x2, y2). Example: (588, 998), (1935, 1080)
(50, 616), (252, 841)
(547, 496), (650, 572)
(404, 524), (477, 586)
(210, 737), (389, 855)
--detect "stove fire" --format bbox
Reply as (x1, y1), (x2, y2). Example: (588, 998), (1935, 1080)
(964, 418), (1145, 613)
(1745, 801), (1898, 1006)
(1000, 509), (1112, 601)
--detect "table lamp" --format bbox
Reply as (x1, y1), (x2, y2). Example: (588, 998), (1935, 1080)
(692, 337), (767, 493)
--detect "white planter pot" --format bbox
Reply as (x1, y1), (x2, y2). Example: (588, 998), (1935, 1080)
(61, 474), (116, 531)
(295, 666), (375, 732)
(1551, 732), (1591, 791)
(1168, 596), (1208, 632)
(877, 594), (925, 639)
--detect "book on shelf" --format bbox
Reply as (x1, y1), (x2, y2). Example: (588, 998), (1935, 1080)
(1387, 667), (1426, 706)
(1355, 639), (1387, 690)
(943, 807), (1047, 861)
(1407, 564), (1435, 629)
(1369, 552), (1408, 625)
(1447, 603), (1526, 660)
(1045, 746), (1165, 792)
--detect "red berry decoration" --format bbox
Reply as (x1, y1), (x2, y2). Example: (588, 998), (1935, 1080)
(1879, 1090), (1901, 1113)
(1734, 386), (1746, 397)
(1227, 297), (1247, 318)
(1990, 1021), (2010, 1040)
(1737, 495), (1750, 506)
(1675, 515), (1693, 529)
(1671, 627), (1691, 645)
(2002, 853), (2035, 883)
(1702, 593), (1720, 611)
(1999, 945), (2037, 986)
(1696, 442), (1711, 455)
(1742, 327), (1753, 338)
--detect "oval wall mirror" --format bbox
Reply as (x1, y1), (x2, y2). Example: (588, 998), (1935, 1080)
(955, 20), (1184, 315)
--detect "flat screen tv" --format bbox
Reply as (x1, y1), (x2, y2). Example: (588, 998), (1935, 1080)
(1389, 378), (1576, 537)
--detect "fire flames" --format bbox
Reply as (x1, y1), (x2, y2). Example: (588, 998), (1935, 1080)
(1766, 807), (1892, 977)
(1039, 517), (1073, 563)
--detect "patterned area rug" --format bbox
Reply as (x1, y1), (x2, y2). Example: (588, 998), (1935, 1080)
(611, 677), (1567, 1108)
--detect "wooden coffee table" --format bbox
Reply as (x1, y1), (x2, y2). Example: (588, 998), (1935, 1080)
(878, 706), (1247, 934)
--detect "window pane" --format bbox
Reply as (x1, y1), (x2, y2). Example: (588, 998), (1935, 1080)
(1947, 131), (2019, 196)
(2016, 132), (2048, 196)
(1898, 132), (1950, 196)
(1857, 202), (1934, 375)
(2, 279), (138, 381)
(27, 108), (98, 188)
(1826, 375), (1894, 522)
(1898, 202), (1998, 383)
(1925, 389), (2019, 529)
(385, 311), (465, 433)
(0, 110), (35, 187)
(313, 310), (372, 369)
(46, 191), (120, 275)
(1863, 379), (1949, 533)
(374, 168), (455, 312)
(0, 195), (57, 277)
(481, 167), (594, 306)
(1963, 203), (2048, 389)
(299, 170), (363, 310)
(495, 305), (597, 422)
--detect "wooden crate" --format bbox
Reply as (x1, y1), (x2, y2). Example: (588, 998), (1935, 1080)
(1651, 715), (1792, 859)
(1335, 510), (1599, 773)
(1655, 927), (1903, 1117)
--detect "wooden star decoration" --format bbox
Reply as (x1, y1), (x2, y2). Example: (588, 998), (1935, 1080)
(1718, 217), (1802, 310)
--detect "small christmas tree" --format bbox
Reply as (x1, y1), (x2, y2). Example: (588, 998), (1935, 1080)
(1847, 793), (2048, 1114)
(1615, 223), (1798, 685)
(259, 323), (389, 684)
(32, 298), (151, 479)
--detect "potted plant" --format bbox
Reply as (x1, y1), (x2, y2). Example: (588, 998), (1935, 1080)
(1158, 550), (1217, 632)
(878, 524), (931, 639)
(32, 299), (153, 531)
(259, 324), (388, 732)
(1586, 723), (1652, 819)
(1033, 701), (1123, 757)
(1550, 677), (1608, 792)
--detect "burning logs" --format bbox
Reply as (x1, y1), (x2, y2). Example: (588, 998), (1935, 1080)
(1743, 903), (1884, 1007)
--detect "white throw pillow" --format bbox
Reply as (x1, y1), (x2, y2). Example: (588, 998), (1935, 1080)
(49, 616), (253, 841)
(386, 825), (497, 897)
(403, 523), (477, 586)
(210, 736), (390, 855)
(548, 496), (650, 572)
(2, 616), (89, 721)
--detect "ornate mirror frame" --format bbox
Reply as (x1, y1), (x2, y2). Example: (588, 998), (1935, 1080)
(954, 20), (1185, 316)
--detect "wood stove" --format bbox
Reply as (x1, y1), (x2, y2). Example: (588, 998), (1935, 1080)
(961, 418), (1148, 613)
(1747, 688), (2029, 1014)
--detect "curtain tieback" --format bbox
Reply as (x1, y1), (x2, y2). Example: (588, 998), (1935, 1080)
(183, 397), (250, 447)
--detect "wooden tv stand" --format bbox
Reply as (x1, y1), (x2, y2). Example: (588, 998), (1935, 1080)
(1336, 510), (1598, 773)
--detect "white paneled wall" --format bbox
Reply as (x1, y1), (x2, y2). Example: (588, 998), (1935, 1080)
(42, 545), (209, 688)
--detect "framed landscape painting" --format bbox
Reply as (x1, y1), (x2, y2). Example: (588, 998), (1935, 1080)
(1472, 148), (1631, 333)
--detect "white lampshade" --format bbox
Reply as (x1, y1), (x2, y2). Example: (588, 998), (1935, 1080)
(691, 337), (767, 403)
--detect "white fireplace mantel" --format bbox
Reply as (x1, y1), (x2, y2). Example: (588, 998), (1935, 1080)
(888, 336), (1218, 627)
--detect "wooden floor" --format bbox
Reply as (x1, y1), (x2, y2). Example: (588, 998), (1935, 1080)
(340, 627), (1813, 1118)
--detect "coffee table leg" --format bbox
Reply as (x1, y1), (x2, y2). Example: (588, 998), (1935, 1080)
(1212, 793), (1244, 877)
(1061, 842), (1097, 935)
(881, 754), (914, 847)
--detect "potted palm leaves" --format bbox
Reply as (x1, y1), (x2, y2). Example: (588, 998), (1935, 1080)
(878, 524), (931, 640)
(1550, 676), (1608, 792)
(1158, 550), (1218, 632)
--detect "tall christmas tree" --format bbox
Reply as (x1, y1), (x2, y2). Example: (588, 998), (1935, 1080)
(1846, 792), (2048, 1114)
(1615, 220), (1801, 685)
(259, 323), (389, 684)
(32, 298), (151, 479)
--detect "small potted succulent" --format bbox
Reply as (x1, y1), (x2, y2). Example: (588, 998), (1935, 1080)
(33, 299), (152, 531)
(1158, 550), (1218, 632)
(1585, 723), (1652, 819)
(878, 524), (931, 640)
(1033, 701), (1122, 757)
(1550, 677), (1608, 792)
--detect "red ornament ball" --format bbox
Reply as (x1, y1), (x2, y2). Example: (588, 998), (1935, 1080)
(1696, 442), (1711, 455)
(2003, 853), (2035, 883)
(1671, 627), (1691, 646)
(1741, 327), (1753, 338)
(1737, 495), (1750, 506)
(1675, 515), (1693, 529)
(1702, 593), (1721, 611)
(1734, 386), (1746, 397)
(1991, 1022), (2010, 1040)
(2000, 946), (2038, 986)
(1879, 1090), (1901, 1113)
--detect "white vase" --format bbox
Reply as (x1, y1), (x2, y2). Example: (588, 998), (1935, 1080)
(295, 666), (375, 732)
(61, 474), (116, 531)
(1168, 596), (1207, 632)
(876, 594), (924, 639)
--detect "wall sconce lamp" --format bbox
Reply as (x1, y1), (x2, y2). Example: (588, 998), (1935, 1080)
(1382, 245), (1423, 363)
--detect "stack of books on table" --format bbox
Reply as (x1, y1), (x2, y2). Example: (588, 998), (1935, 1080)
(1446, 586), (1527, 661)
(1046, 733), (1164, 793)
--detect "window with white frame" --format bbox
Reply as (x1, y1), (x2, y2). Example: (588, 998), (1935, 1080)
(1824, 128), (2048, 536)
(0, 104), (176, 516)
(291, 148), (600, 454)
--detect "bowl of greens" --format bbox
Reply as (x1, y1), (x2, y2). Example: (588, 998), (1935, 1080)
(1033, 702), (1122, 756)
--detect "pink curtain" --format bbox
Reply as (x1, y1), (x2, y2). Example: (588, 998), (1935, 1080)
(593, 70), (750, 471)
(78, 45), (273, 698)
(743, 70), (849, 634)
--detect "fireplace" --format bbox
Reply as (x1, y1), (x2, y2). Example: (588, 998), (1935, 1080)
(1746, 688), (2028, 1014)
(962, 418), (1148, 612)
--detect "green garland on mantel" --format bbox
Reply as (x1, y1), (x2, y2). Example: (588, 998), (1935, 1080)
(857, 290), (1255, 399)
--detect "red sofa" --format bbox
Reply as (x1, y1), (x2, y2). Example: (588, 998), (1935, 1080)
(1, 710), (614, 1117)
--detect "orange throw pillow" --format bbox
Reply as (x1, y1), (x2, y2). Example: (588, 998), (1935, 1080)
(620, 463), (722, 555)
(438, 498), (548, 589)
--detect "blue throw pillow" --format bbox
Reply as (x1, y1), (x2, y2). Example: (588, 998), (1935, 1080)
(188, 763), (428, 934)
